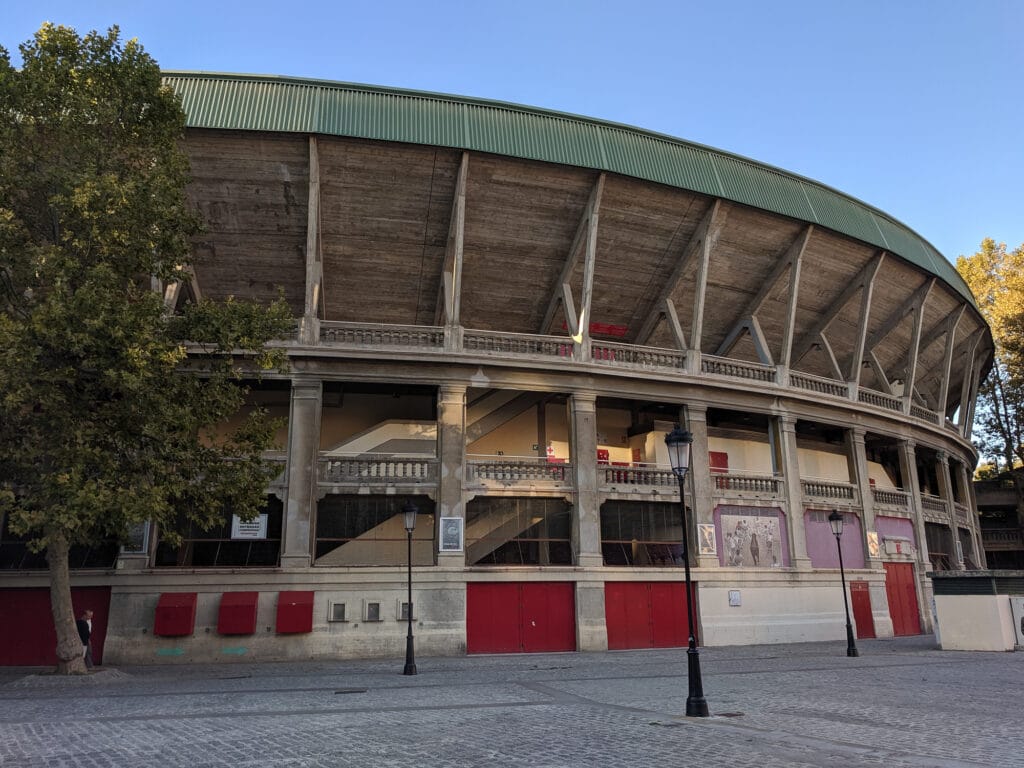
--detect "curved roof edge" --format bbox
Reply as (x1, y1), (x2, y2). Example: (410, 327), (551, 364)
(162, 70), (977, 309)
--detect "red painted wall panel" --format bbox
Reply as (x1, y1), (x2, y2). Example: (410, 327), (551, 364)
(275, 591), (314, 634)
(850, 581), (876, 639)
(521, 582), (575, 652)
(0, 587), (110, 666)
(154, 592), (198, 637)
(884, 563), (921, 636)
(650, 582), (690, 648)
(218, 591), (259, 635)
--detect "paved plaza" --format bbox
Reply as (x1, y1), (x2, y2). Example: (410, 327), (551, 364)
(1, 635), (1021, 768)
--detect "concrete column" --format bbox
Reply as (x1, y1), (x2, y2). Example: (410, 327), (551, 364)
(776, 415), (810, 569)
(436, 383), (467, 568)
(686, 404), (717, 568)
(898, 439), (933, 632)
(960, 460), (986, 568)
(847, 427), (877, 563)
(935, 451), (962, 569)
(570, 392), (601, 568)
(281, 377), (322, 569)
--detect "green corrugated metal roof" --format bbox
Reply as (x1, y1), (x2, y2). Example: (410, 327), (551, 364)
(162, 71), (977, 309)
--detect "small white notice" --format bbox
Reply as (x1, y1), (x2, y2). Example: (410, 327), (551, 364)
(231, 513), (268, 540)
(728, 590), (742, 607)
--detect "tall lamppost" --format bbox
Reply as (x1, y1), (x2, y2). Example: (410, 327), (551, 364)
(828, 509), (859, 658)
(665, 424), (709, 717)
(402, 500), (418, 675)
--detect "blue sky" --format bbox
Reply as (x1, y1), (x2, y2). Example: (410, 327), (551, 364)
(4, 1), (1021, 263)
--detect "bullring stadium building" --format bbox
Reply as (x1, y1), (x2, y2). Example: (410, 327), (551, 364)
(0, 72), (994, 665)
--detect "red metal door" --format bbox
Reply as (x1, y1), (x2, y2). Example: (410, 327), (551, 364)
(466, 582), (576, 653)
(850, 581), (876, 639)
(0, 587), (110, 666)
(605, 582), (653, 649)
(884, 563), (922, 636)
(604, 582), (690, 650)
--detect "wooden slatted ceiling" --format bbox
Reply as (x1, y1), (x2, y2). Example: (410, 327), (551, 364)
(460, 155), (592, 332)
(185, 130), (308, 312)
(317, 138), (459, 324)
(592, 177), (705, 341)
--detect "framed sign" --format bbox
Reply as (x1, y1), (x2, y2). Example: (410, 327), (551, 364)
(866, 531), (880, 558)
(698, 524), (717, 555)
(440, 517), (464, 552)
(231, 513), (268, 540)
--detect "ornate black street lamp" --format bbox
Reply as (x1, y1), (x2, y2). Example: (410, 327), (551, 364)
(828, 509), (859, 658)
(665, 424), (709, 717)
(402, 499), (418, 675)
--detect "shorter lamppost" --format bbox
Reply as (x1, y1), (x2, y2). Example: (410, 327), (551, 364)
(828, 509), (859, 658)
(402, 500), (418, 675)
(665, 424), (709, 717)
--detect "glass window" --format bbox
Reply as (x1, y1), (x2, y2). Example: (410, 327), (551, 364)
(315, 495), (435, 566)
(155, 497), (283, 567)
(466, 497), (572, 566)
(600, 501), (683, 566)
(0, 512), (118, 570)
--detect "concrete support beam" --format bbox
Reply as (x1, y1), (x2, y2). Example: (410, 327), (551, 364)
(281, 378), (323, 568)
(777, 415), (810, 569)
(570, 392), (601, 568)
(436, 384), (467, 567)
(847, 428), (876, 563)
(300, 136), (322, 345)
(686, 404), (717, 569)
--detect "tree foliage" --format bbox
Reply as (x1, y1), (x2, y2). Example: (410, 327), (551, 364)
(956, 238), (1024, 507)
(0, 24), (291, 672)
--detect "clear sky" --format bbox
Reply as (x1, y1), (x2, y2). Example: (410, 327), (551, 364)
(3, 0), (1021, 263)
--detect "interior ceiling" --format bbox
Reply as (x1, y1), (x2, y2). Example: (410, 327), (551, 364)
(182, 129), (991, 411)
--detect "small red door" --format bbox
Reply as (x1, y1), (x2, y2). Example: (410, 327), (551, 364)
(466, 582), (576, 653)
(884, 562), (922, 636)
(850, 581), (876, 639)
(605, 582), (692, 650)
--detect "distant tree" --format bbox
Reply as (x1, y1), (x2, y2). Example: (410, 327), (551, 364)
(0, 24), (291, 673)
(956, 238), (1024, 523)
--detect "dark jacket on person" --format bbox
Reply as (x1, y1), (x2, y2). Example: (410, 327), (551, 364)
(76, 618), (91, 644)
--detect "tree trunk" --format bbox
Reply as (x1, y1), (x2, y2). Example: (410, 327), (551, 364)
(46, 530), (88, 675)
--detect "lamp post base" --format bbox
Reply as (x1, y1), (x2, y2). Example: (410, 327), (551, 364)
(403, 635), (417, 676)
(685, 647), (710, 717)
(846, 623), (859, 657)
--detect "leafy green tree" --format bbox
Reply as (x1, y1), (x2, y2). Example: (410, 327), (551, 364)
(956, 238), (1024, 524)
(0, 25), (291, 673)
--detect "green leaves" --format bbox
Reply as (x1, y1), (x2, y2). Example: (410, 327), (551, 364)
(0, 25), (290, 556)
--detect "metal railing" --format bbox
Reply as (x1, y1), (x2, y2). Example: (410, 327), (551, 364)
(980, 528), (1024, 550)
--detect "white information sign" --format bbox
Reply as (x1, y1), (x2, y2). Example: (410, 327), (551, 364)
(231, 513), (268, 540)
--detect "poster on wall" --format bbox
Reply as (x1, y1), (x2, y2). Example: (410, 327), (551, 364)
(720, 512), (781, 567)
(231, 513), (268, 540)
(698, 524), (717, 555)
(866, 531), (880, 558)
(440, 517), (464, 552)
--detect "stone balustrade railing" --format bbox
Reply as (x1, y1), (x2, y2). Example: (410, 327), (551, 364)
(802, 479), (856, 500)
(910, 404), (938, 422)
(789, 372), (849, 398)
(700, 354), (776, 382)
(872, 487), (911, 508)
(319, 321), (444, 348)
(466, 456), (572, 485)
(462, 329), (569, 358)
(953, 502), (970, 521)
(600, 463), (677, 488)
(920, 493), (948, 514)
(319, 455), (438, 484)
(981, 528), (1023, 549)
(857, 388), (903, 413)
(590, 342), (686, 371)
(714, 472), (783, 494)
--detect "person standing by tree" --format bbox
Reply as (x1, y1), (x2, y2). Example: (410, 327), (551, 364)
(75, 610), (94, 669)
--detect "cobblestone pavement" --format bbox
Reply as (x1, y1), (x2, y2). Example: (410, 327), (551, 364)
(1, 636), (1021, 768)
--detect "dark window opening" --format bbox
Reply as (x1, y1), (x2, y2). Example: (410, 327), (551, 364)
(155, 496), (283, 567)
(600, 500), (683, 567)
(466, 497), (572, 566)
(315, 495), (435, 566)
